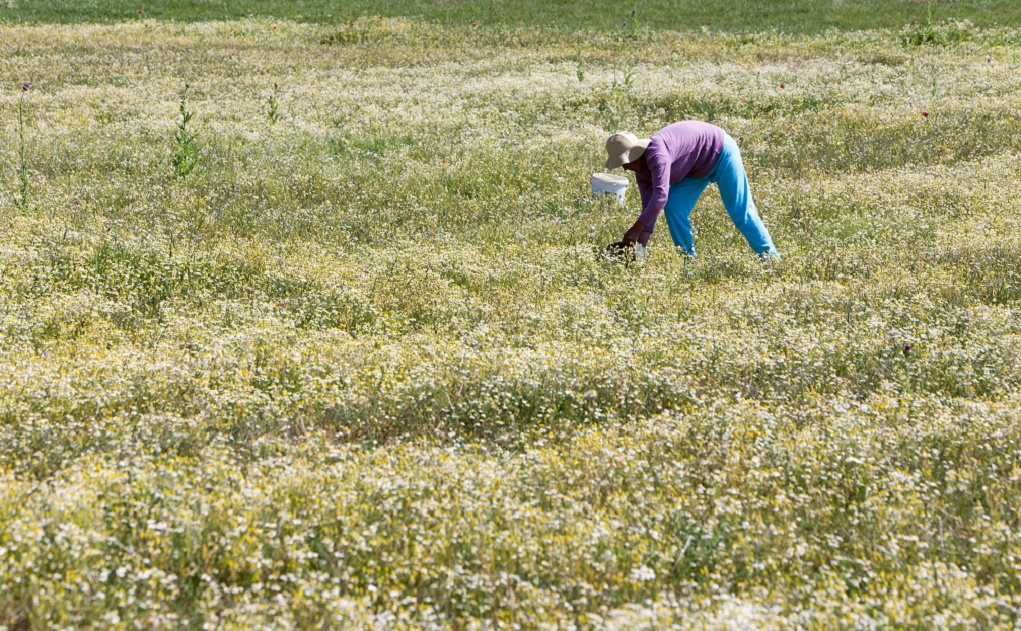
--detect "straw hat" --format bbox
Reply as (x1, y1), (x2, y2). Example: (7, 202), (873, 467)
(604, 132), (651, 169)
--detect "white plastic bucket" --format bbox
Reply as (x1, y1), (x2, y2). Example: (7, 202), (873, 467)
(591, 173), (630, 203)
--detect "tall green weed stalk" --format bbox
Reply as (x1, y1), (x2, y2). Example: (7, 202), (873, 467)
(16, 82), (31, 213)
(595, 9), (641, 130)
(267, 83), (282, 126)
(172, 83), (199, 177)
(597, 56), (638, 131)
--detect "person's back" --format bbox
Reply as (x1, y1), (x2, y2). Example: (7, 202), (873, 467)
(641, 121), (723, 181)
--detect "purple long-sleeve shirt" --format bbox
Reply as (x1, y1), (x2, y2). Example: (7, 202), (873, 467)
(628, 121), (724, 245)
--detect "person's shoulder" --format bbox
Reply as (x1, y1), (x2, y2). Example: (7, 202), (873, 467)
(645, 133), (672, 164)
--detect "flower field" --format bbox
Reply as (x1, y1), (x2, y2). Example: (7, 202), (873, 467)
(2, 12), (1021, 629)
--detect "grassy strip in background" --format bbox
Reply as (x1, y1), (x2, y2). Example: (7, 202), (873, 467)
(3, 0), (1021, 33)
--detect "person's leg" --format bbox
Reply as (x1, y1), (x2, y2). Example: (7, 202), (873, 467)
(711, 134), (778, 258)
(662, 177), (710, 256)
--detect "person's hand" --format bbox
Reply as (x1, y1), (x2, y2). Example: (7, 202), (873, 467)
(622, 219), (646, 246)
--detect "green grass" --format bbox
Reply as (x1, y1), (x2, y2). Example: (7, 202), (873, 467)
(3, 0), (1021, 32)
(2, 10), (1021, 630)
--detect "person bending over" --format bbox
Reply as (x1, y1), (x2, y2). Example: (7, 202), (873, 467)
(604, 121), (779, 259)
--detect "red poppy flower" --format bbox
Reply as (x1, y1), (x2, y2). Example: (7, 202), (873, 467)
(272, 25), (277, 29)
(922, 112), (929, 117)
(138, 9), (143, 14)
(779, 84), (785, 89)
(739, 97), (745, 102)
(472, 23), (477, 27)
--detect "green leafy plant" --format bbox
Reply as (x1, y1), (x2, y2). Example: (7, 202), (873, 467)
(597, 55), (639, 130)
(618, 7), (640, 43)
(267, 82), (282, 125)
(617, 57), (637, 92)
(171, 83), (199, 176)
(901, 18), (977, 48)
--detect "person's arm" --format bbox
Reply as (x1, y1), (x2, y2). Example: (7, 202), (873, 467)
(622, 173), (651, 245)
(623, 148), (669, 245)
(637, 149), (670, 229)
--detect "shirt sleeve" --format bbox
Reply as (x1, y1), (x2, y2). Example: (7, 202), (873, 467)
(636, 146), (670, 228)
(625, 172), (656, 243)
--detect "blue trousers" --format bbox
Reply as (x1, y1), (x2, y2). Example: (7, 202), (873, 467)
(662, 134), (778, 258)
